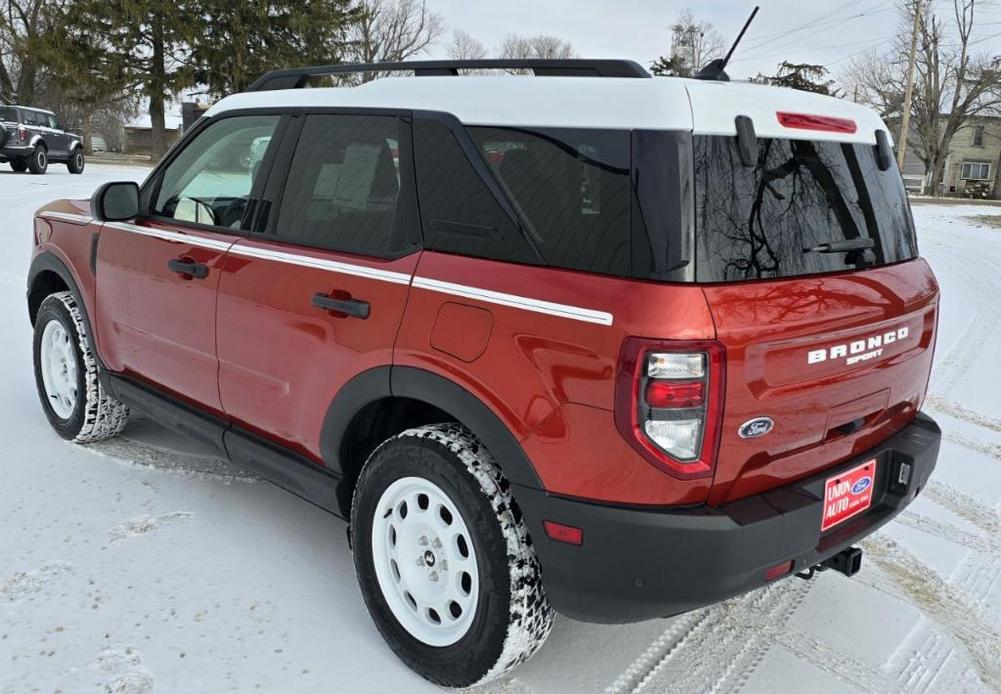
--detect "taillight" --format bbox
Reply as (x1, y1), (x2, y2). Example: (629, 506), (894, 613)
(776, 112), (857, 134)
(614, 338), (725, 480)
(17, 126), (27, 142)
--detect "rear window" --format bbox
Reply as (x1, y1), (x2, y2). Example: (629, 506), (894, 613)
(0, 107), (16, 122)
(694, 136), (918, 282)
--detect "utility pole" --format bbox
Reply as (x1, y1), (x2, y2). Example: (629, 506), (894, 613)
(897, 0), (925, 171)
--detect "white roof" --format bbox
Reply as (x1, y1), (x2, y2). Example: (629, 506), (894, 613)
(205, 75), (890, 144)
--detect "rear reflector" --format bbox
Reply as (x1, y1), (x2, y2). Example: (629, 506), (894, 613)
(543, 520), (583, 546)
(777, 112), (858, 134)
(765, 561), (794, 582)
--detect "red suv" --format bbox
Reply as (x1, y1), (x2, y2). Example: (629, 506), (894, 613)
(27, 60), (941, 688)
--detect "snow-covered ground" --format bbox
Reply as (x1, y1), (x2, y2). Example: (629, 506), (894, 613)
(2, 167), (1000, 694)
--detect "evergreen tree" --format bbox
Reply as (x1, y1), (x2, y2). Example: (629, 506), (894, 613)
(40, 0), (196, 158)
(190, 0), (361, 96)
(752, 61), (839, 96)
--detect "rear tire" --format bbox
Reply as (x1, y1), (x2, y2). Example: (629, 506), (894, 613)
(10, 158), (27, 172)
(32, 292), (129, 442)
(27, 145), (47, 175)
(67, 147), (85, 174)
(351, 424), (554, 688)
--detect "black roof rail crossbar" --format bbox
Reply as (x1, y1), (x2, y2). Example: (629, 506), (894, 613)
(246, 59), (651, 91)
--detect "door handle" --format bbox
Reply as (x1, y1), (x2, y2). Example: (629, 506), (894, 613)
(168, 258), (209, 279)
(312, 293), (370, 319)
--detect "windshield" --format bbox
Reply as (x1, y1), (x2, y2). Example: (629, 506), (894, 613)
(693, 135), (918, 282)
(0, 106), (17, 123)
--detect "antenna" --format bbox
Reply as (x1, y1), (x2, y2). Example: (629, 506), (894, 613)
(695, 6), (760, 81)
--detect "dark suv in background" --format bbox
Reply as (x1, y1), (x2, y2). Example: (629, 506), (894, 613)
(0, 104), (85, 175)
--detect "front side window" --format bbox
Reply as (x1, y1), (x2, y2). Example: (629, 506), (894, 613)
(153, 115), (280, 229)
(694, 136), (918, 282)
(468, 127), (632, 276)
(274, 114), (409, 255)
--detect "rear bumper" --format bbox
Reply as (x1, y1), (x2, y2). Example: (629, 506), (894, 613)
(0, 144), (32, 159)
(516, 411), (940, 623)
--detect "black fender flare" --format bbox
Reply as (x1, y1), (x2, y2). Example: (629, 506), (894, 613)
(319, 365), (544, 495)
(26, 251), (106, 365)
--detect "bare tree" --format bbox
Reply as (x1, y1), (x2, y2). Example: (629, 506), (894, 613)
(350, 0), (444, 80)
(498, 34), (577, 60)
(652, 8), (726, 77)
(447, 29), (486, 61)
(844, 0), (1001, 196)
(0, 0), (49, 103)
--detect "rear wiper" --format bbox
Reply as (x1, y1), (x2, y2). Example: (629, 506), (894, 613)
(803, 238), (875, 254)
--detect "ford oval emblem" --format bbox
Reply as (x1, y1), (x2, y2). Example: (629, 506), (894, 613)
(852, 477), (873, 495)
(739, 417), (774, 439)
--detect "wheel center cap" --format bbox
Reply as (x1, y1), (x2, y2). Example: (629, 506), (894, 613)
(423, 549), (436, 567)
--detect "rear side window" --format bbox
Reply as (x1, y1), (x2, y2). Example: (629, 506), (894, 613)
(275, 114), (409, 256)
(0, 107), (16, 122)
(694, 136), (918, 282)
(413, 119), (536, 264)
(468, 127), (631, 276)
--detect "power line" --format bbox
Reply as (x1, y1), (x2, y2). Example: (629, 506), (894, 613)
(732, 0), (874, 55)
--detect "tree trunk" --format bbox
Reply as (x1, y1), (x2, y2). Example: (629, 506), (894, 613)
(927, 155), (948, 197)
(148, 12), (168, 160)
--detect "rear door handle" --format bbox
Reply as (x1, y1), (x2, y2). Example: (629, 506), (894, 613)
(312, 293), (370, 319)
(168, 259), (209, 279)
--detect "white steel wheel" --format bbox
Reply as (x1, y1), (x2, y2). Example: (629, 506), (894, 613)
(371, 476), (479, 647)
(39, 318), (78, 419)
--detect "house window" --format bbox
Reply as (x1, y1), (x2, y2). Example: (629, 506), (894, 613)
(961, 161), (991, 181)
(973, 125), (985, 147)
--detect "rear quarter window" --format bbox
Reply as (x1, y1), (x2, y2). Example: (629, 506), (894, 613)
(694, 135), (918, 282)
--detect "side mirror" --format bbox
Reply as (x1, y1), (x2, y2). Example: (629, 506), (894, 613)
(91, 181), (140, 222)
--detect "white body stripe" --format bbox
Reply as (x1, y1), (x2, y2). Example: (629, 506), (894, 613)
(39, 211), (94, 225)
(228, 243), (413, 285)
(93, 221), (613, 325)
(412, 276), (613, 326)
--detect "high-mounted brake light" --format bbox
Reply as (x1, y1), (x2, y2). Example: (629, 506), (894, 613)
(777, 112), (857, 134)
(615, 338), (726, 480)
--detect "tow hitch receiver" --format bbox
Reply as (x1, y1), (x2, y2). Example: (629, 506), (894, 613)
(796, 547), (864, 580)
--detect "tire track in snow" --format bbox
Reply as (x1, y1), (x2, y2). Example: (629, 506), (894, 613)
(926, 396), (1001, 436)
(862, 534), (1001, 691)
(609, 579), (897, 694)
(943, 431), (1001, 463)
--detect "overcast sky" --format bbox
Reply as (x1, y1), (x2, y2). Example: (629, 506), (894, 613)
(427, 0), (1001, 81)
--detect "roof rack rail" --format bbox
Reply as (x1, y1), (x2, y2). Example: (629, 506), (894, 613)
(246, 59), (651, 92)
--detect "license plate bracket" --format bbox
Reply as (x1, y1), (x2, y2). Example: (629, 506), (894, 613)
(821, 459), (877, 532)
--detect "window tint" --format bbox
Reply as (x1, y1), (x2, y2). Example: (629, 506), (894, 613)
(153, 115), (280, 229)
(48, 115), (60, 130)
(0, 107), (17, 122)
(274, 114), (408, 255)
(414, 119), (536, 264)
(469, 127), (631, 276)
(694, 136), (918, 282)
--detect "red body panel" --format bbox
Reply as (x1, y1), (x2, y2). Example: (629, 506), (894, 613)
(33, 201), (100, 325)
(215, 238), (419, 461)
(94, 220), (235, 414)
(702, 259), (939, 505)
(395, 251), (717, 506)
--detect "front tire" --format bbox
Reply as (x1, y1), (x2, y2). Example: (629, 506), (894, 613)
(67, 147), (85, 174)
(351, 424), (554, 688)
(32, 292), (129, 442)
(27, 145), (47, 174)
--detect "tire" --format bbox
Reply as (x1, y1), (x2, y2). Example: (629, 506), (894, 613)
(27, 145), (48, 174)
(10, 158), (27, 172)
(67, 147), (85, 174)
(351, 424), (554, 688)
(32, 291), (129, 443)
(0, 123), (8, 149)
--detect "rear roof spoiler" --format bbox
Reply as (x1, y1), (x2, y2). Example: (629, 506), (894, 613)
(246, 59), (652, 92)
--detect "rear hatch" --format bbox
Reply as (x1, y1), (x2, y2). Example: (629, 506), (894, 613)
(685, 94), (938, 505)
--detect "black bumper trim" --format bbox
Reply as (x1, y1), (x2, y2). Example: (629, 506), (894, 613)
(515, 412), (941, 624)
